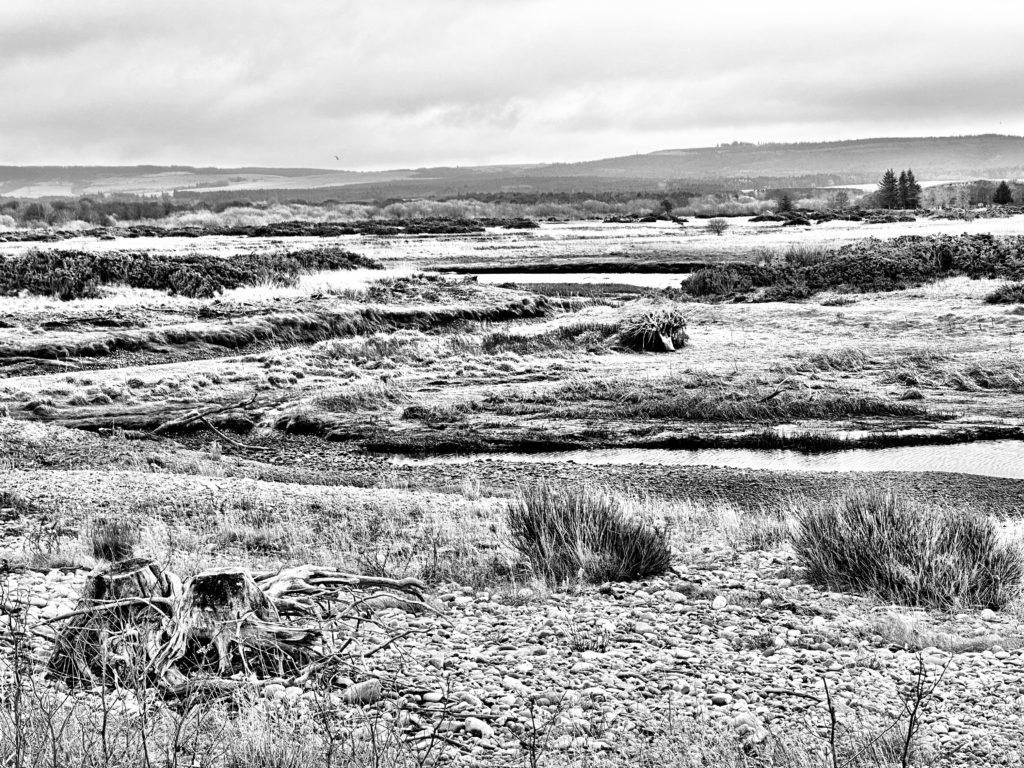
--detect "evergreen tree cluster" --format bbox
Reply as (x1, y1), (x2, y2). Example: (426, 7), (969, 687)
(876, 169), (923, 209)
(994, 181), (1015, 205)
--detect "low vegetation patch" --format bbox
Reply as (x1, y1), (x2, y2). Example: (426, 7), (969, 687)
(683, 234), (1024, 301)
(792, 488), (1024, 610)
(482, 320), (620, 355)
(507, 484), (670, 585)
(0, 246), (380, 299)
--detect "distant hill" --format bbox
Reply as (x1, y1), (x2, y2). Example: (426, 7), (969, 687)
(3, 135), (1024, 199)
(530, 135), (1024, 183)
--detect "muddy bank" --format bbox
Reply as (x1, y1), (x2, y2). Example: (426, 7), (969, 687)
(388, 457), (1024, 516)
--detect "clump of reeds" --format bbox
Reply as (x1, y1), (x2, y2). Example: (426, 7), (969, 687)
(506, 484), (671, 585)
(792, 488), (1024, 610)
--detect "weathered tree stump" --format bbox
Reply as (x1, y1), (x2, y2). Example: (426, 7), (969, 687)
(45, 562), (436, 695)
(158, 567), (320, 679)
(47, 558), (177, 686)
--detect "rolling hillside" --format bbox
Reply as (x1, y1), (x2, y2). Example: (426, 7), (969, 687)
(3, 135), (1023, 199)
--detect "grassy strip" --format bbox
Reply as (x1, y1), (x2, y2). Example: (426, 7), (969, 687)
(0, 298), (549, 361)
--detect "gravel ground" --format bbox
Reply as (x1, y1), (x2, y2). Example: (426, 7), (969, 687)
(5, 554), (1024, 766)
(3, 418), (1024, 766)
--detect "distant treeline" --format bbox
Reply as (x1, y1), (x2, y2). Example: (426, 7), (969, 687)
(2, 177), (1022, 231)
(0, 196), (190, 226)
(0, 191), (780, 228)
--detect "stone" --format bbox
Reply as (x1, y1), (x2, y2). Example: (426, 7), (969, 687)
(464, 717), (494, 739)
(342, 679), (382, 705)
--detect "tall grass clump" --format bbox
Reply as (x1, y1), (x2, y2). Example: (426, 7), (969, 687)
(506, 484), (670, 585)
(793, 488), (1024, 610)
(618, 305), (688, 351)
(87, 516), (140, 561)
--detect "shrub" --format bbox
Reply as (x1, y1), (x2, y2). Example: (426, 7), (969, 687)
(706, 218), (729, 236)
(507, 484), (671, 585)
(792, 488), (1024, 610)
(684, 265), (758, 297)
(618, 305), (688, 351)
(985, 281), (1024, 304)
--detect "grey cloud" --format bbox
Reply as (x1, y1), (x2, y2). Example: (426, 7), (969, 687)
(1, 0), (1022, 168)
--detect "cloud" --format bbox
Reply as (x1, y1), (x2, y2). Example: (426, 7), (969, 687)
(1, 0), (1022, 168)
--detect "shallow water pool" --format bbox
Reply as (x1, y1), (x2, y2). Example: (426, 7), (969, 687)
(391, 440), (1024, 480)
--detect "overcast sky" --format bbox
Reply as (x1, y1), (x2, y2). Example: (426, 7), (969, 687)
(2, 1), (1022, 170)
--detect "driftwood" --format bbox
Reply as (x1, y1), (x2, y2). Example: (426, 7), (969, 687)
(23, 392), (289, 438)
(46, 559), (434, 697)
(152, 395), (259, 436)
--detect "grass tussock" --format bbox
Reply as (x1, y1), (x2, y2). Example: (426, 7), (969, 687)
(793, 488), (1024, 610)
(86, 516), (140, 561)
(507, 484), (671, 586)
(617, 305), (689, 351)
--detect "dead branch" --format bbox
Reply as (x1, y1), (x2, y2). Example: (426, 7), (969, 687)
(152, 394), (259, 436)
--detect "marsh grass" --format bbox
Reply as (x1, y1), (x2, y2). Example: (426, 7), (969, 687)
(507, 484), (671, 585)
(311, 379), (408, 412)
(793, 488), (1024, 610)
(499, 375), (923, 423)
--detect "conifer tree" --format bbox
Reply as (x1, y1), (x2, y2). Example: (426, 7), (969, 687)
(905, 169), (922, 209)
(877, 169), (898, 209)
(897, 171), (909, 209)
(994, 180), (1014, 205)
